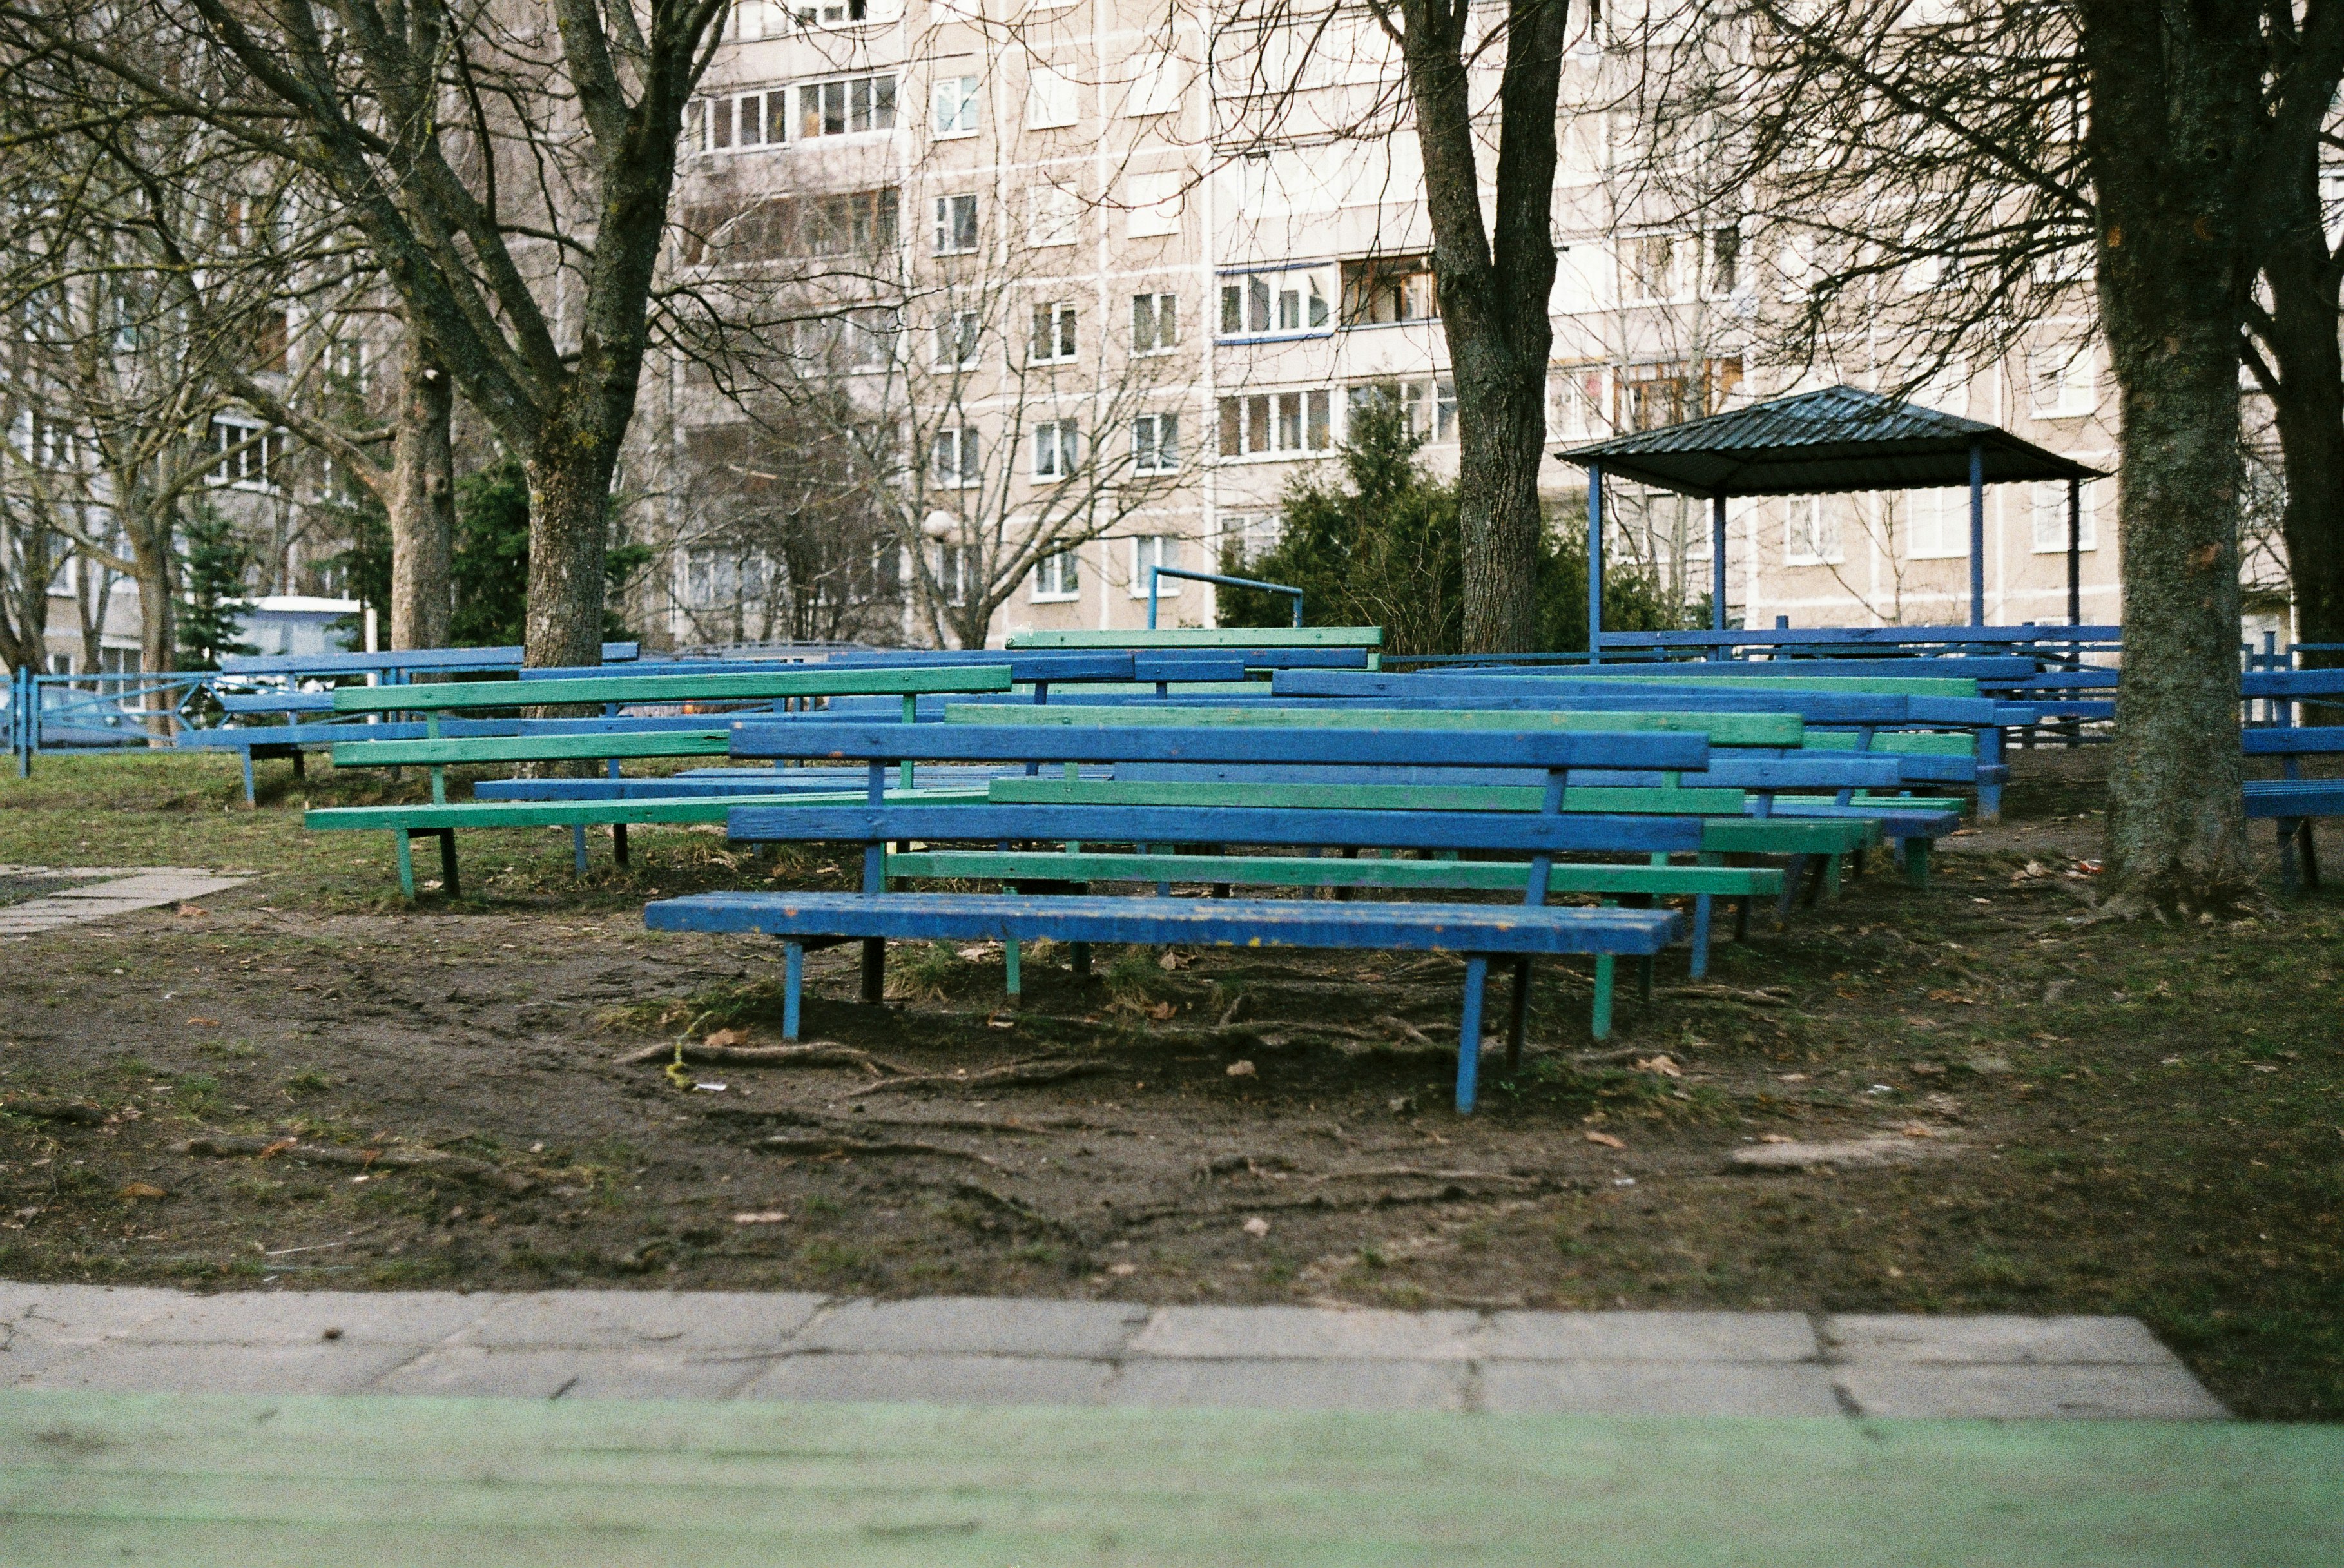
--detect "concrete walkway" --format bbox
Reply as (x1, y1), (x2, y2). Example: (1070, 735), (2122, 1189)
(0, 1282), (2226, 1418)
(0, 867), (249, 936)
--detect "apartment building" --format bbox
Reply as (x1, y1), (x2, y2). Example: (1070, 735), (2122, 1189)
(643, 0), (2135, 650)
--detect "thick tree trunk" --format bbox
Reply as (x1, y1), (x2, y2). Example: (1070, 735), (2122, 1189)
(389, 343), (456, 650)
(133, 525), (175, 742)
(2260, 201), (2344, 662)
(521, 406), (617, 672)
(0, 529), (50, 673)
(2082, 3), (2260, 909)
(1399, 0), (1564, 655)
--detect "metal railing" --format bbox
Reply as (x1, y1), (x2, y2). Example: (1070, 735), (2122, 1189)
(1147, 566), (1303, 630)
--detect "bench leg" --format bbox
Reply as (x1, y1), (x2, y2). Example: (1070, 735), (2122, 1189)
(1639, 955), (1654, 1003)
(394, 831), (416, 901)
(1821, 853), (1843, 901)
(612, 822), (630, 868)
(1591, 955), (1616, 1040)
(2305, 823), (2321, 889)
(782, 943), (803, 1041)
(861, 939), (884, 1003)
(572, 824), (589, 876)
(1690, 895), (1712, 978)
(1776, 857), (1807, 922)
(1455, 957), (1488, 1114)
(1505, 958), (1532, 1074)
(438, 831), (460, 900)
(1733, 896), (1750, 944)
(291, 750), (305, 780)
(1902, 838), (1932, 889)
(1072, 942), (1091, 976)
(1005, 936), (1022, 998)
(241, 753), (256, 808)
(1848, 844), (1866, 879)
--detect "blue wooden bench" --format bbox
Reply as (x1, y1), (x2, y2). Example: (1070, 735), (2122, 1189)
(648, 721), (1705, 1111)
(2243, 725), (2344, 888)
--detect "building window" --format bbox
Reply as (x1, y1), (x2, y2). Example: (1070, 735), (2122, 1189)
(327, 337), (366, 390)
(208, 418), (285, 490)
(1123, 53), (1181, 117)
(797, 307), (900, 372)
(1219, 511), (1281, 559)
(1027, 184), (1080, 248)
(1032, 547), (1080, 600)
(1347, 379), (1455, 443)
(800, 73), (896, 139)
(1339, 255), (1438, 326)
(935, 309), (980, 368)
(932, 543), (970, 605)
(683, 188), (899, 264)
(932, 426), (980, 487)
(1786, 496), (1840, 565)
(1123, 171), (1182, 237)
(1624, 232), (1693, 302)
(689, 88), (786, 152)
(1027, 65), (1079, 128)
(1130, 534), (1179, 596)
(1132, 292), (1177, 353)
(684, 548), (771, 609)
(1217, 390), (1333, 456)
(795, 0), (871, 26)
(1032, 419), (1078, 480)
(1219, 267), (1333, 337)
(1132, 412), (1179, 473)
(2029, 345), (2096, 418)
(2031, 481), (2097, 553)
(1906, 489), (1967, 559)
(932, 73), (980, 137)
(253, 310), (289, 374)
(933, 193), (978, 253)
(1705, 226), (1742, 296)
(1030, 301), (1078, 363)
(1549, 370), (1605, 440)
(1616, 358), (1740, 432)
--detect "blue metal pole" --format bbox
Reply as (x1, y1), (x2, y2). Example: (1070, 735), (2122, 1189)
(2066, 475), (2082, 626)
(1710, 492), (1729, 655)
(1968, 438), (1986, 627)
(1587, 462), (1604, 664)
(1147, 566), (1160, 630)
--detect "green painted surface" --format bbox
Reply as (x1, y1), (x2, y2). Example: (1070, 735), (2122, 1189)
(1806, 730), (1978, 757)
(1527, 672), (1981, 697)
(948, 703), (1805, 747)
(1702, 818), (1877, 854)
(0, 1391), (2335, 1567)
(987, 778), (1747, 817)
(331, 665), (1015, 714)
(305, 788), (989, 833)
(888, 849), (1782, 896)
(1009, 626), (1384, 649)
(330, 731), (731, 768)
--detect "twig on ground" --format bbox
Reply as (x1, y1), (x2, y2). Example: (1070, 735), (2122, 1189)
(616, 1040), (909, 1073)
(843, 1056), (1116, 1099)
(176, 1135), (534, 1194)
(759, 1135), (998, 1164)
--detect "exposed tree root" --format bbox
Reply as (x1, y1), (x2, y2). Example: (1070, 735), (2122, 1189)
(842, 1056), (1117, 1099)
(177, 1134), (534, 1194)
(759, 1135), (998, 1165)
(616, 1040), (909, 1073)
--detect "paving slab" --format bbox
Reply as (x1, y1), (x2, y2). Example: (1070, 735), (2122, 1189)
(1480, 1360), (1848, 1418)
(16, 1340), (421, 1395)
(1128, 1304), (1483, 1361)
(0, 868), (250, 933)
(457, 1290), (825, 1351)
(1824, 1313), (2178, 1366)
(1480, 1309), (1819, 1363)
(1835, 1362), (2231, 1420)
(113, 1289), (489, 1347)
(1107, 1355), (1469, 1411)
(737, 1351), (1119, 1406)
(791, 1295), (1147, 1358)
(376, 1345), (769, 1400)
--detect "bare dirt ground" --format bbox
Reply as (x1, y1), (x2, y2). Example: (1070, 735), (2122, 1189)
(0, 746), (2337, 1417)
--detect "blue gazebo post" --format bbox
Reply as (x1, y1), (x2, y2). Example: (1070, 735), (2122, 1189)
(2066, 476), (2082, 626)
(1586, 461), (1604, 664)
(1967, 436), (1986, 626)
(1710, 492), (1729, 657)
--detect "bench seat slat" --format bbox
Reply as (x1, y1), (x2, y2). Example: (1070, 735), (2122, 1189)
(333, 664), (1016, 715)
(306, 788), (988, 832)
(726, 722), (1709, 771)
(884, 850), (1783, 897)
(945, 702), (1802, 748)
(645, 891), (1679, 956)
(331, 731), (732, 767)
(985, 778), (1747, 816)
(723, 803), (1705, 854)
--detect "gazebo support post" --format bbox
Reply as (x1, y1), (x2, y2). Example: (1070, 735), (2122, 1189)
(1967, 437), (1986, 626)
(1710, 493), (1729, 656)
(1586, 462), (1604, 664)
(2067, 475), (2082, 626)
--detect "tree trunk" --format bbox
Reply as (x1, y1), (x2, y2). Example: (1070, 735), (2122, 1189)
(1397, 0), (1564, 655)
(389, 342), (456, 650)
(2259, 178), (2344, 664)
(521, 406), (617, 672)
(133, 519), (175, 741)
(2081, 3), (2260, 909)
(0, 528), (50, 673)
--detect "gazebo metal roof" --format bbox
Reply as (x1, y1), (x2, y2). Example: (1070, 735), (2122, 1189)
(1553, 383), (2103, 499)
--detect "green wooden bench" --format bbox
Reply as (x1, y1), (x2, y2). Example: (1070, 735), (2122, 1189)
(1009, 626), (1385, 650)
(307, 665), (1016, 898)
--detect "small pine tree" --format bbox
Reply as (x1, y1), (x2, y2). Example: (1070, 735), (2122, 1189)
(175, 503), (257, 672)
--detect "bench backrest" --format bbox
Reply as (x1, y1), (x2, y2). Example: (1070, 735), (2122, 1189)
(1432, 659), (2021, 687)
(520, 652), (1136, 684)
(219, 643), (639, 677)
(2242, 725), (2344, 755)
(332, 663), (1016, 715)
(942, 701), (1803, 748)
(1270, 669), (1999, 726)
(1594, 625), (2122, 653)
(1009, 626), (1384, 650)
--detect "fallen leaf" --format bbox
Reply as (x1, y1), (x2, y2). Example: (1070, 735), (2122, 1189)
(1107, 1261), (1138, 1276)
(1157, 950), (1191, 971)
(956, 945), (989, 961)
(1900, 1123), (1935, 1138)
(704, 1027), (749, 1049)
(1584, 1131), (1625, 1149)
(185, 1017), (219, 1027)
(174, 905), (208, 918)
(1241, 1216), (1270, 1237)
(1145, 1000), (1175, 1021)
(731, 1211), (789, 1224)
(257, 1137), (298, 1159)
(1226, 1060), (1257, 1078)
(116, 1183), (167, 1200)
(1633, 1054), (1684, 1078)
(1758, 1134), (1796, 1145)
